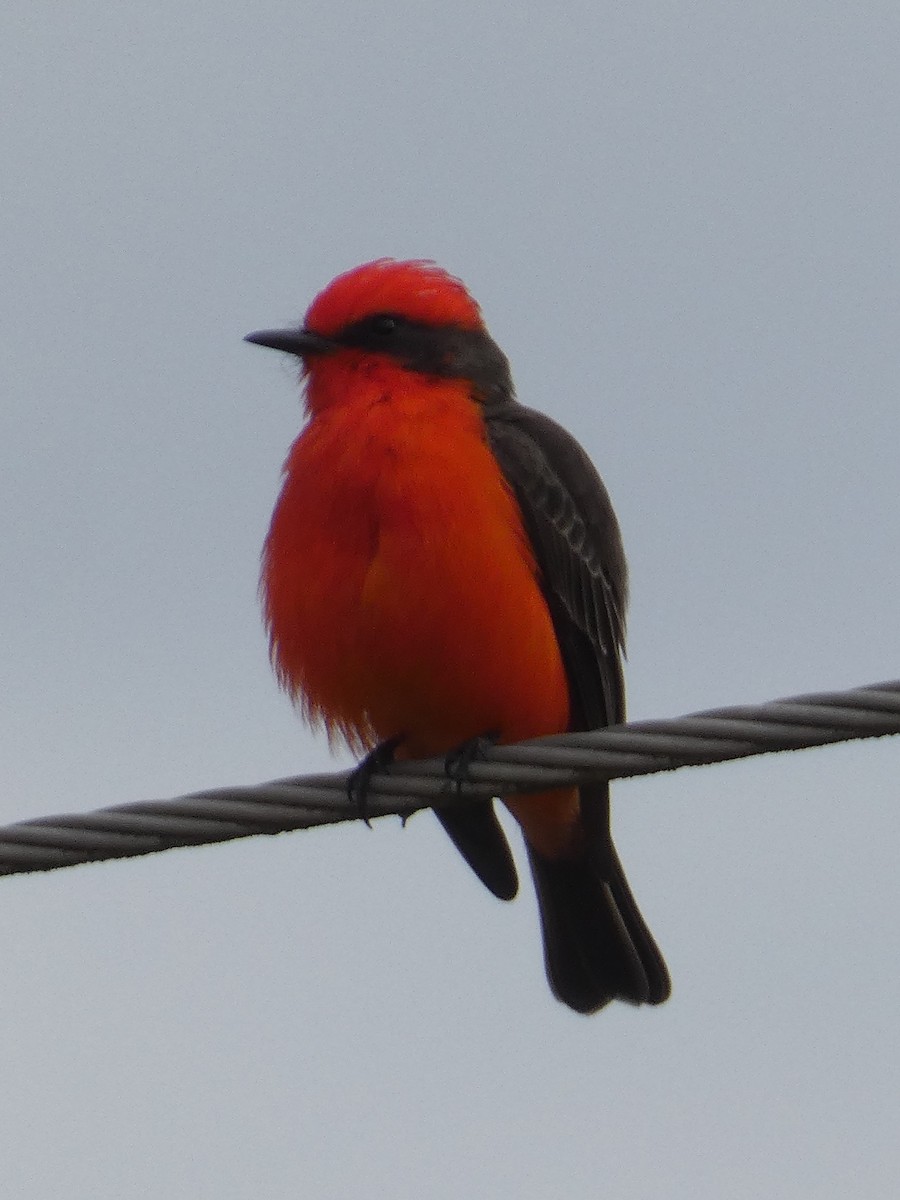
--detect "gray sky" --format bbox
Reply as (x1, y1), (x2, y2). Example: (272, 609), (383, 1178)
(3, 2), (899, 1196)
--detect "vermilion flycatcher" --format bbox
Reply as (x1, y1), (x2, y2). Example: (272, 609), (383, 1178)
(247, 259), (669, 1013)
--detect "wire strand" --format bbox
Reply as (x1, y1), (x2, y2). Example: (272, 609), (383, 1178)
(3, 679), (899, 877)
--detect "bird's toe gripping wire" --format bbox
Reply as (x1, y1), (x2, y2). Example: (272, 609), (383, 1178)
(444, 730), (501, 793)
(347, 735), (405, 826)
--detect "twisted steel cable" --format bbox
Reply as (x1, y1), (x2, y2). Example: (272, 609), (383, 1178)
(2, 679), (898, 877)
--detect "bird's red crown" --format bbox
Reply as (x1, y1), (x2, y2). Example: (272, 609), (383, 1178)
(305, 259), (484, 336)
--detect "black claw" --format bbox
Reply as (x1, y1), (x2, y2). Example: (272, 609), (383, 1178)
(348, 735), (404, 825)
(444, 730), (501, 793)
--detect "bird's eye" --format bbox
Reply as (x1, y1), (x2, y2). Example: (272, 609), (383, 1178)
(371, 314), (399, 335)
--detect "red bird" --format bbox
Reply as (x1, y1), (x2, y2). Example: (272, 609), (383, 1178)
(247, 259), (669, 1013)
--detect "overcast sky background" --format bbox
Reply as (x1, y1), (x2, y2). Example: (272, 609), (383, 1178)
(2, 3), (899, 1197)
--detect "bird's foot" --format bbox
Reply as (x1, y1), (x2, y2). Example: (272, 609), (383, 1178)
(444, 730), (501, 793)
(348, 735), (404, 826)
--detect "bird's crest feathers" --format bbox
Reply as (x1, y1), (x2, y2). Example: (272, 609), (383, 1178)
(305, 258), (484, 336)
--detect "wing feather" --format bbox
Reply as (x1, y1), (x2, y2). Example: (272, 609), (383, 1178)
(484, 401), (628, 730)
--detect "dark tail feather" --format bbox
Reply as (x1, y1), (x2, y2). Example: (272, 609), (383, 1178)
(527, 837), (670, 1014)
(434, 801), (519, 901)
(605, 841), (670, 1003)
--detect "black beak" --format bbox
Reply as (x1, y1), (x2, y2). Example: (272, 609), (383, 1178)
(244, 327), (337, 357)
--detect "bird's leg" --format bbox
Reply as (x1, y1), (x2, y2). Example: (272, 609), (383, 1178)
(444, 730), (501, 794)
(348, 735), (404, 826)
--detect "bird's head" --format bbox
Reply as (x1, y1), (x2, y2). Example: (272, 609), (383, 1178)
(246, 259), (514, 413)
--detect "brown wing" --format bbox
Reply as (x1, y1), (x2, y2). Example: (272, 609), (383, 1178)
(485, 399), (670, 1009)
(484, 399), (628, 734)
